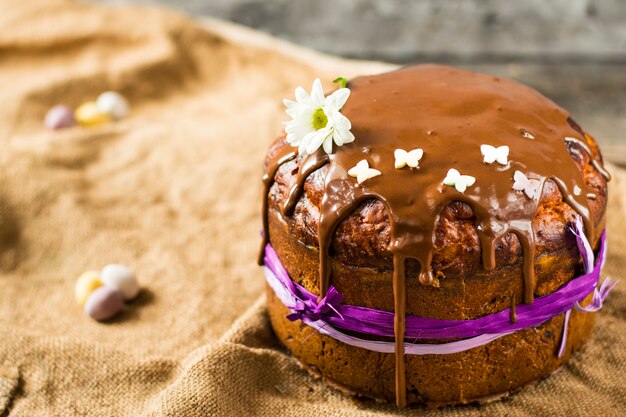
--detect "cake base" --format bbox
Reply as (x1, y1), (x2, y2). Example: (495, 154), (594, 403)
(295, 355), (572, 409)
(266, 284), (595, 407)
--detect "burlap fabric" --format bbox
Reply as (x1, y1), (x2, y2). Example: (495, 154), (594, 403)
(0, 1), (623, 415)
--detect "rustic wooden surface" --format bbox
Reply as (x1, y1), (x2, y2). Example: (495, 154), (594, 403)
(92, 0), (626, 162)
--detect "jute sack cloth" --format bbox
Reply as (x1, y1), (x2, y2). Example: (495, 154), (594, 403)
(0, 1), (623, 415)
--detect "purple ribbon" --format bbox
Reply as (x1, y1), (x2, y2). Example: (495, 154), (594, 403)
(576, 277), (617, 313)
(263, 219), (616, 355)
(286, 286), (344, 322)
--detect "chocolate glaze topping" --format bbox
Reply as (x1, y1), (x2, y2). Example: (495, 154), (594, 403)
(259, 65), (609, 407)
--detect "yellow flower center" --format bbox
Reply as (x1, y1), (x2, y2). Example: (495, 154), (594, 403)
(312, 108), (328, 130)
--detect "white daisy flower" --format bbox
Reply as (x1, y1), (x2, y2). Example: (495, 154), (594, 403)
(283, 78), (355, 156)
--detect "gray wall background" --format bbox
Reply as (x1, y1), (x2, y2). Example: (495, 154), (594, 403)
(93, 0), (626, 156)
(94, 0), (626, 63)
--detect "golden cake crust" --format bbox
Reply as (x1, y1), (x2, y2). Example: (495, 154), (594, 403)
(267, 285), (595, 406)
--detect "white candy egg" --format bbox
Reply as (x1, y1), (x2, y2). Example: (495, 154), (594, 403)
(96, 91), (129, 120)
(101, 264), (140, 300)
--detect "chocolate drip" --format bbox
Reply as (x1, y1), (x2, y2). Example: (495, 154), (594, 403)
(552, 177), (595, 242)
(258, 148), (296, 265)
(510, 294), (517, 323)
(564, 137), (612, 181)
(260, 65), (609, 407)
(282, 151), (330, 216)
(511, 224), (537, 303)
(392, 254), (407, 407)
(479, 233), (497, 271)
(317, 161), (372, 299)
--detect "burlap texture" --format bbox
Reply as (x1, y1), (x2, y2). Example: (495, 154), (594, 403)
(0, 1), (623, 415)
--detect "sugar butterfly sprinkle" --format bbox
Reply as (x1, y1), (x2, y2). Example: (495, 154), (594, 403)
(480, 144), (509, 165)
(513, 170), (541, 199)
(348, 160), (382, 184)
(443, 168), (476, 193)
(394, 148), (424, 169)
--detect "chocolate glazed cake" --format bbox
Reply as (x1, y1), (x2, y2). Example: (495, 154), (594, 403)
(259, 65), (610, 407)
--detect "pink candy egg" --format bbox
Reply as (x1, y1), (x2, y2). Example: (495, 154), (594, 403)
(83, 286), (124, 321)
(45, 104), (76, 130)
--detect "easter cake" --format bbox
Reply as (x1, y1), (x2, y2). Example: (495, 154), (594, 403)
(259, 65), (612, 407)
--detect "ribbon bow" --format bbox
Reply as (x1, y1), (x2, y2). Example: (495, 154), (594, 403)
(286, 286), (344, 323)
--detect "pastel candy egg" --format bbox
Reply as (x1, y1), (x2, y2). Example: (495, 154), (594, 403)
(101, 264), (140, 300)
(45, 105), (76, 130)
(75, 101), (111, 127)
(96, 91), (129, 120)
(83, 286), (124, 321)
(75, 270), (103, 307)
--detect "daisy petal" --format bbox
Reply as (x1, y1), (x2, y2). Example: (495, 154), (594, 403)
(295, 86), (310, 105)
(342, 130), (355, 144)
(322, 135), (334, 154)
(299, 131), (320, 155)
(306, 131), (325, 155)
(333, 125), (354, 145)
(283, 99), (297, 109)
(325, 88), (350, 110)
(327, 110), (351, 130)
(285, 115), (314, 145)
(310, 79), (325, 107)
(298, 140), (308, 156)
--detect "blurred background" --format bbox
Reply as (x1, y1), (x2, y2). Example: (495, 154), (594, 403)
(93, 0), (625, 162)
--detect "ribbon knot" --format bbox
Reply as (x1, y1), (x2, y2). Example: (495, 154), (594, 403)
(286, 286), (344, 323)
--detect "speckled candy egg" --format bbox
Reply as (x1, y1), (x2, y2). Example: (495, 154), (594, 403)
(101, 264), (140, 300)
(83, 286), (124, 321)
